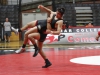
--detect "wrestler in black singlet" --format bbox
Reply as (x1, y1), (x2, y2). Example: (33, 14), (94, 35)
(37, 14), (62, 42)
(50, 14), (62, 30)
(36, 19), (47, 42)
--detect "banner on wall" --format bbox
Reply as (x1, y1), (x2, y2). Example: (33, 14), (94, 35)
(29, 28), (100, 45)
(44, 28), (100, 44)
(44, 32), (100, 44)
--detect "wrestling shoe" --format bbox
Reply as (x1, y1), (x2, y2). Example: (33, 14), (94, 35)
(33, 47), (40, 57)
(15, 47), (25, 54)
(11, 27), (18, 34)
(42, 59), (52, 68)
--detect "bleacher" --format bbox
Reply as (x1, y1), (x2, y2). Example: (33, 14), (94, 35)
(56, 3), (100, 26)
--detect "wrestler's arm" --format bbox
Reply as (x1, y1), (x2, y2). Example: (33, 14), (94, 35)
(96, 31), (100, 41)
(38, 5), (55, 15)
(50, 20), (63, 35)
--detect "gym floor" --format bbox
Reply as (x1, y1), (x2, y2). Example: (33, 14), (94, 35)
(0, 41), (100, 75)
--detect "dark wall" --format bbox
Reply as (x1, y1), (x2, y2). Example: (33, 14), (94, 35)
(0, 5), (19, 28)
(0, 5), (19, 41)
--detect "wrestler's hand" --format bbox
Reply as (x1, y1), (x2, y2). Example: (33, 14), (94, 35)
(44, 29), (51, 34)
(50, 31), (54, 35)
(95, 36), (99, 41)
(38, 5), (44, 9)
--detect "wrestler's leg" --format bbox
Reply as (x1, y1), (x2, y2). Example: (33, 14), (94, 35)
(15, 26), (38, 53)
(20, 20), (37, 31)
(37, 41), (52, 68)
(12, 20), (37, 33)
(28, 33), (40, 57)
(23, 26), (38, 44)
(28, 33), (52, 67)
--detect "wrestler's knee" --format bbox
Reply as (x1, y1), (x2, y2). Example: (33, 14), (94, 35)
(24, 32), (29, 38)
(28, 34), (32, 39)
